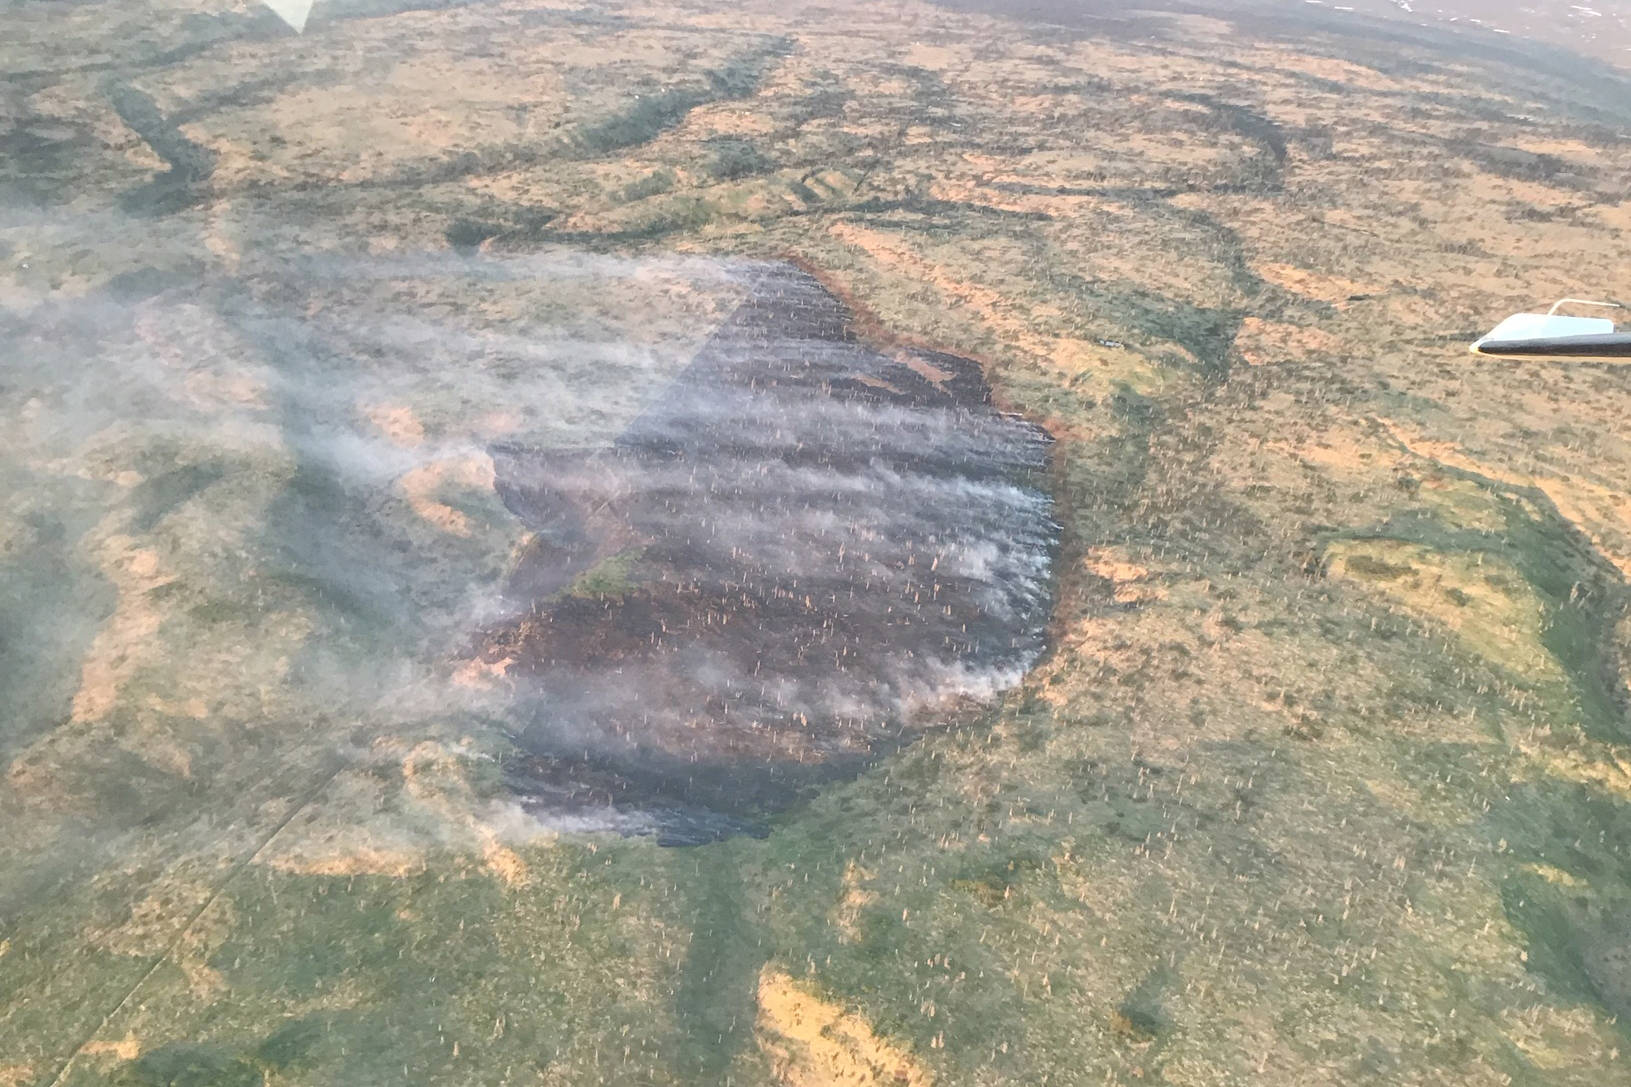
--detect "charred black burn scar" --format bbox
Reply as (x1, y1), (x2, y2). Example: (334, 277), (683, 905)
(476, 264), (1057, 843)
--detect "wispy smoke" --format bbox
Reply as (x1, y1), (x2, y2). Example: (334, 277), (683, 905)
(0, 251), (1054, 846)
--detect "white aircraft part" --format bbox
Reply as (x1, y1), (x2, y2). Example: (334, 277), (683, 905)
(1473, 312), (1615, 349)
(263, 0), (315, 32)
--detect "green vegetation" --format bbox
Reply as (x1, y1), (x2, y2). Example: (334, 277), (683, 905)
(617, 168), (676, 202)
(704, 138), (774, 181)
(565, 548), (646, 599)
(568, 39), (790, 157)
(5, 0), (1631, 1085)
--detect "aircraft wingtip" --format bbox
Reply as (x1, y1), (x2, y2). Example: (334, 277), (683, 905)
(263, 0), (314, 32)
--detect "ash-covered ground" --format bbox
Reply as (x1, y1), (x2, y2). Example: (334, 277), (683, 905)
(484, 264), (1054, 840)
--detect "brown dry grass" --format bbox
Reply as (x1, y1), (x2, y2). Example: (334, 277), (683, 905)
(756, 967), (933, 1087)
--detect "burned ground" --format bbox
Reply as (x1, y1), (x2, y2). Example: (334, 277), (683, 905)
(478, 264), (1053, 837)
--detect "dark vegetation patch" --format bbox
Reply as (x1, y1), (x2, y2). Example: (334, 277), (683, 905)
(1466, 143), (1595, 190)
(116, 1043), (262, 1087)
(617, 169), (677, 202)
(951, 853), (1045, 908)
(542, 193), (1053, 249)
(1494, 781), (1631, 1026)
(167, 69), (349, 126)
(609, 194), (718, 243)
(0, 115), (101, 207)
(431, 201), (560, 249)
(1344, 553), (1415, 581)
(787, 72), (851, 124)
(704, 137), (774, 181)
(1333, 475), (1629, 744)
(102, 81), (217, 216)
(1175, 91), (1287, 190)
(115, 1018), (331, 1087)
(572, 88), (711, 157)
(445, 219), (504, 252)
(1049, 273), (1243, 376)
(567, 39), (790, 157)
(1493, 499), (1630, 743)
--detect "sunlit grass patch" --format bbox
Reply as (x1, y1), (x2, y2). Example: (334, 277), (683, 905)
(1325, 539), (1564, 691)
(565, 547), (645, 600)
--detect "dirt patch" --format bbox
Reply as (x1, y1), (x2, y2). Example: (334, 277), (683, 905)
(82, 1034), (143, 1062)
(1377, 418), (1631, 577)
(1325, 539), (1569, 693)
(365, 402), (427, 447)
(828, 221), (1173, 395)
(756, 967), (933, 1086)
(70, 535), (175, 724)
(1082, 548), (1159, 604)
(1252, 262), (1377, 305)
(267, 740), (532, 885)
(1234, 316), (1341, 367)
(399, 452), (496, 537)
(829, 861), (878, 942)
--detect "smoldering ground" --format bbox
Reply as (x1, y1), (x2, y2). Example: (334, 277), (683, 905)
(0, 249), (1055, 846)
(484, 264), (1056, 841)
